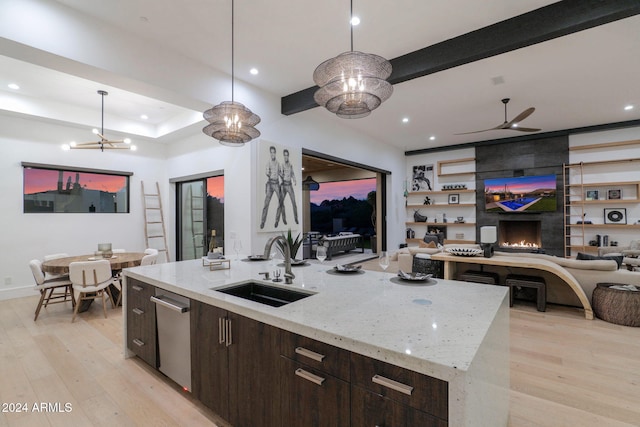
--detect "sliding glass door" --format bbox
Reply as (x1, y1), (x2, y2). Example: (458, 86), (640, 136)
(176, 176), (224, 261)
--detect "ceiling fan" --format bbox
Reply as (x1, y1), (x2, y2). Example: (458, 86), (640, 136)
(62, 90), (136, 151)
(455, 98), (541, 135)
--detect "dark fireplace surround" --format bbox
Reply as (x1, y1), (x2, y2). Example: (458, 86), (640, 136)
(474, 136), (568, 257)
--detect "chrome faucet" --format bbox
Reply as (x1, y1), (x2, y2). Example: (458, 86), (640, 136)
(263, 236), (295, 284)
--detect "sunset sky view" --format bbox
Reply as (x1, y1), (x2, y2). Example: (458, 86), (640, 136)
(207, 176), (224, 202)
(24, 168), (127, 194)
(485, 174), (556, 193)
(310, 178), (376, 204)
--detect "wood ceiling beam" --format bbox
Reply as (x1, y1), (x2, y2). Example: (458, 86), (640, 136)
(281, 0), (640, 116)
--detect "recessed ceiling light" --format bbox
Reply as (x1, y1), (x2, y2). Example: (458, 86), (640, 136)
(429, 136), (436, 141)
(250, 68), (259, 75)
(402, 117), (409, 123)
(8, 83), (19, 90)
(350, 16), (360, 26)
(140, 114), (148, 120)
(624, 105), (634, 111)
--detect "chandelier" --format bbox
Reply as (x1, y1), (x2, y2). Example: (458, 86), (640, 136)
(62, 90), (136, 151)
(313, 0), (393, 119)
(203, 0), (260, 146)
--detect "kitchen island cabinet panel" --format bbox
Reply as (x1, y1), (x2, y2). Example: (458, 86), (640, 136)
(126, 278), (157, 368)
(351, 384), (447, 427)
(228, 312), (281, 427)
(280, 356), (350, 427)
(190, 300), (229, 419)
(351, 352), (448, 421)
(281, 330), (350, 381)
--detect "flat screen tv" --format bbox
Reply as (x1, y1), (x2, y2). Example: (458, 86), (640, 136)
(484, 174), (557, 212)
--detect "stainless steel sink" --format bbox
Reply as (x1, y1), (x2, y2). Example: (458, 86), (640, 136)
(214, 282), (314, 307)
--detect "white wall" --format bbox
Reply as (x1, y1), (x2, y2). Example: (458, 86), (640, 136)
(0, 114), (167, 299)
(165, 110), (406, 257)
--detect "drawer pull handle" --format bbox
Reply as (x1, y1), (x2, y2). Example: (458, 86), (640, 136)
(225, 318), (233, 347)
(372, 374), (413, 396)
(219, 317), (225, 344)
(132, 285), (143, 292)
(132, 308), (144, 315)
(132, 339), (145, 347)
(295, 346), (325, 362)
(295, 368), (325, 386)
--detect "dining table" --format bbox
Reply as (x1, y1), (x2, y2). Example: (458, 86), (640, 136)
(42, 252), (146, 311)
(41, 252), (147, 275)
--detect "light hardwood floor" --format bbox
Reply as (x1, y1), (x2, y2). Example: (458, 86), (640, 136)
(1, 295), (638, 426)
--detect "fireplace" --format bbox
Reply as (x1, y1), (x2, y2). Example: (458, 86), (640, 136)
(498, 220), (542, 250)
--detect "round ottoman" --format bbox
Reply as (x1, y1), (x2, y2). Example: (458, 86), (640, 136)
(592, 283), (640, 327)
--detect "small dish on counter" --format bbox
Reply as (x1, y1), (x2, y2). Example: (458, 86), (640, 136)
(397, 270), (432, 282)
(333, 264), (362, 273)
(446, 247), (482, 257)
(246, 255), (268, 261)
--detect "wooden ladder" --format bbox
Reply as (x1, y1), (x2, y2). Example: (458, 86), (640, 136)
(142, 182), (170, 262)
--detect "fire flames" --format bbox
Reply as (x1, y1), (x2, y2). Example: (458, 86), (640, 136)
(500, 240), (539, 248)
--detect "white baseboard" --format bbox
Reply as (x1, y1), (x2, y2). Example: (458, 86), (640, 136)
(0, 286), (38, 301)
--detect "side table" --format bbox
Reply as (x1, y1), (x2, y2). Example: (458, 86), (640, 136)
(592, 283), (640, 327)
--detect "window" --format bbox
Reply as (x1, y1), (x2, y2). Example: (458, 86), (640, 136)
(22, 163), (131, 213)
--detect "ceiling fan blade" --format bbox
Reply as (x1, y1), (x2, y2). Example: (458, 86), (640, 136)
(511, 126), (541, 132)
(505, 107), (535, 127)
(454, 123), (505, 135)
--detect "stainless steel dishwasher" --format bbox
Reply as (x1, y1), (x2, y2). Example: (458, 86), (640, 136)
(151, 289), (191, 391)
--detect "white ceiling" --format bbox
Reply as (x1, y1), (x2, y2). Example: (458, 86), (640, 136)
(0, 0), (639, 151)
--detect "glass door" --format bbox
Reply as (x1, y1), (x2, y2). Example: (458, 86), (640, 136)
(176, 176), (224, 261)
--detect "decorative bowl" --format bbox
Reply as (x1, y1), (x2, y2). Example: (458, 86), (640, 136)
(334, 264), (362, 273)
(446, 247), (482, 257)
(397, 270), (432, 281)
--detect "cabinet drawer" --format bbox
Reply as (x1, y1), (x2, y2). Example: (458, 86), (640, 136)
(126, 278), (157, 367)
(281, 331), (350, 381)
(351, 384), (447, 427)
(127, 277), (155, 303)
(280, 356), (350, 427)
(350, 352), (448, 421)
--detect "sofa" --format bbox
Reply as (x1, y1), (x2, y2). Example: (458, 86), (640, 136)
(492, 251), (640, 307)
(318, 233), (363, 260)
(393, 245), (640, 308)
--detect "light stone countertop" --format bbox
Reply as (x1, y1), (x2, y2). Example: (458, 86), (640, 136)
(123, 257), (508, 383)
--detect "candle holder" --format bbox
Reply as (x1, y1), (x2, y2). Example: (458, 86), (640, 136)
(98, 243), (113, 259)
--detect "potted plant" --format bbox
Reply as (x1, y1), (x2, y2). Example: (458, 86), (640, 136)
(277, 229), (303, 261)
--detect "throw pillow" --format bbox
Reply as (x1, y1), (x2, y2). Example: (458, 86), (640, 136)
(576, 252), (624, 268)
(419, 240), (437, 248)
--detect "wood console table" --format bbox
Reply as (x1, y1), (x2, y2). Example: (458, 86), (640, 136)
(431, 253), (594, 320)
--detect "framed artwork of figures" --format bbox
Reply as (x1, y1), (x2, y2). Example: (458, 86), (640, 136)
(412, 165), (433, 191)
(257, 140), (300, 233)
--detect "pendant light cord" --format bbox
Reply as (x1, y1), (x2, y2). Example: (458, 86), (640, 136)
(101, 92), (105, 136)
(350, 0), (353, 52)
(231, 0), (235, 102)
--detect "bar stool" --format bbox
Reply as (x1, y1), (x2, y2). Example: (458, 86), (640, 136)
(506, 274), (546, 312)
(459, 270), (500, 285)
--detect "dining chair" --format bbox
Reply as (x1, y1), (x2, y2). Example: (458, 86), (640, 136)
(144, 248), (159, 256)
(43, 252), (70, 281)
(29, 259), (74, 321)
(69, 260), (117, 322)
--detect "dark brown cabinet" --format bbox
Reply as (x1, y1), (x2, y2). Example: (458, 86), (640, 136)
(350, 352), (448, 426)
(280, 331), (351, 426)
(126, 278), (157, 367)
(190, 300), (281, 427)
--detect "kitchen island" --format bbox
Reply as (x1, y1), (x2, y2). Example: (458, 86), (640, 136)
(123, 258), (509, 426)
